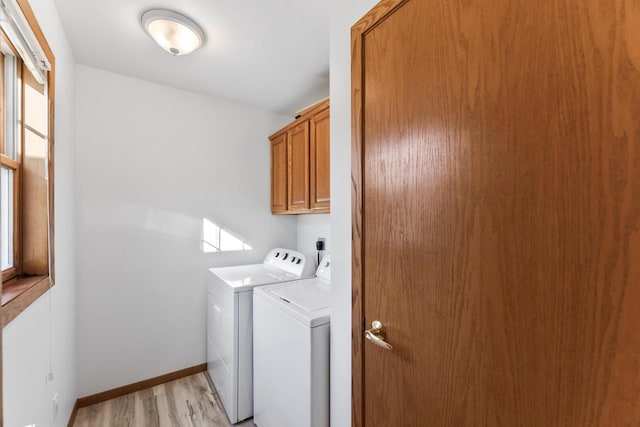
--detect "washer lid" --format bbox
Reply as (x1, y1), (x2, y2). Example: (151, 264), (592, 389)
(271, 279), (330, 312)
(257, 278), (331, 327)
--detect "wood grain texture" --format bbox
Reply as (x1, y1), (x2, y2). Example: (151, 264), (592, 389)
(352, 3), (410, 423)
(350, 19), (365, 427)
(310, 107), (330, 212)
(76, 364), (207, 408)
(287, 121), (310, 211)
(1, 275), (49, 326)
(270, 133), (288, 214)
(16, 0), (56, 283)
(1, 274), (47, 305)
(296, 96), (330, 117)
(269, 99), (330, 216)
(16, 0), (56, 284)
(67, 400), (80, 427)
(353, 0), (640, 425)
(73, 373), (255, 427)
(268, 99), (330, 142)
(47, 76), (55, 284)
(21, 66), (49, 275)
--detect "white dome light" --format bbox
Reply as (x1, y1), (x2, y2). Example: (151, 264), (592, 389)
(141, 9), (205, 56)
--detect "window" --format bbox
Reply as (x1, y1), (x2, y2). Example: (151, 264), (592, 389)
(1, 50), (20, 280)
(1, 0), (55, 326)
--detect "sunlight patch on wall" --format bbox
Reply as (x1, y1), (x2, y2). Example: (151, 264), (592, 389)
(202, 218), (252, 252)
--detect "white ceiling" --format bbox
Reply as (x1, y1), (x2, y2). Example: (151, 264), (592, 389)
(52, 0), (329, 115)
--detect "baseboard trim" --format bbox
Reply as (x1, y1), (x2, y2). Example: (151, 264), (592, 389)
(69, 363), (207, 421)
(67, 400), (79, 427)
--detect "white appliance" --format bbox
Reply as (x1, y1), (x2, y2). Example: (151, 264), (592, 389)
(207, 248), (307, 423)
(253, 254), (331, 427)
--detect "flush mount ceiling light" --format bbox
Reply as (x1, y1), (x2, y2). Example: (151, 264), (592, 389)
(141, 9), (205, 56)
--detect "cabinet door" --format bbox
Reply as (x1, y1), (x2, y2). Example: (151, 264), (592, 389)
(270, 133), (287, 214)
(287, 122), (310, 212)
(310, 108), (330, 212)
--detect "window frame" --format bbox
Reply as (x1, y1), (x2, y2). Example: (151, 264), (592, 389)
(1, 41), (23, 283)
(1, 153), (21, 281)
(1, 0), (56, 327)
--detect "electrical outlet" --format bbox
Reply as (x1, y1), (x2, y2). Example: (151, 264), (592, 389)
(53, 392), (59, 422)
(316, 238), (326, 251)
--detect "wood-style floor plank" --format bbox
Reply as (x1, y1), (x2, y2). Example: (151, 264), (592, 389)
(74, 373), (255, 427)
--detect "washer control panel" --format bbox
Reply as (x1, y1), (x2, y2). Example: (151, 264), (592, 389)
(315, 254), (331, 281)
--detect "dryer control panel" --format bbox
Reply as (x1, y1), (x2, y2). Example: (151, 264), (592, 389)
(263, 248), (306, 277)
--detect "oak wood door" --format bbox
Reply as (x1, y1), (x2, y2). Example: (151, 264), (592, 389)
(270, 133), (288, 214)
(287, 122), (310, 212)
(352, 0), (640, 426)
(310, 108), (330, 212)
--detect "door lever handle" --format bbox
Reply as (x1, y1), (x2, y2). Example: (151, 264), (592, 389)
(365, 320), (393, 351)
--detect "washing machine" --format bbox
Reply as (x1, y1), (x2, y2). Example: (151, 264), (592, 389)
(207, 248), (307, 423)
(253, 254), (331, 427)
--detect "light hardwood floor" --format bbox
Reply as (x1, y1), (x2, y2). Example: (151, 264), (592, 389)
(74, 373), (255, 427)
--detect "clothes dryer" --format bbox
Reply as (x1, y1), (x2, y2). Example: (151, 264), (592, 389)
(207, 248), (306, 423)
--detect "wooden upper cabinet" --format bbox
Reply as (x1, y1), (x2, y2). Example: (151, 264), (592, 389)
(287, 121), (311, 212)
(268, 99), (330, 215)
(310, 107), (330, 212)
(270, 133), (288, 214)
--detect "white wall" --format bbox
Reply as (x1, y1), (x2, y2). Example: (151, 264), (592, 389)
(2, 0), (77, 425)
(74, 65), (298, 396)
(297, 214), (330, 274)
(329, 1), (378, 426)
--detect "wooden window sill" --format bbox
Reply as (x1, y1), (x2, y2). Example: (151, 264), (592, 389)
(2, 275), (51, 327)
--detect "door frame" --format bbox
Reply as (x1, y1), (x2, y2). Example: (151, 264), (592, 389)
(350, 1), (410, 426)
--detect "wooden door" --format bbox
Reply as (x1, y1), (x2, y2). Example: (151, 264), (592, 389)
(352, 0), (640, 426)
(270, 133), (288, 214)
(310, 108), (330, 212)
(287, 122), (310, 212)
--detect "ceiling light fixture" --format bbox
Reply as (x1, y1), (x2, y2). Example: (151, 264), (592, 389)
(141, 9), (205, 56)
